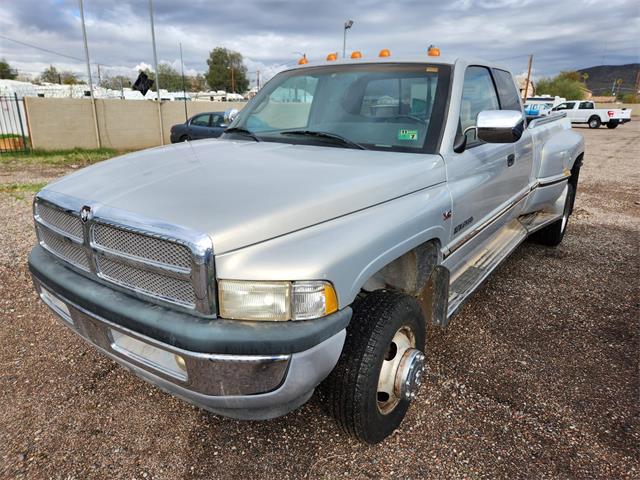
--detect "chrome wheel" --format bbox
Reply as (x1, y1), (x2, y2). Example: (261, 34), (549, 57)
(376, 326), (425, 414)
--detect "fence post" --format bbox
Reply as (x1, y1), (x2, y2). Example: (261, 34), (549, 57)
(14, 93), (28, 152)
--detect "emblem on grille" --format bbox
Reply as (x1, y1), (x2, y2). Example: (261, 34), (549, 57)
(80, 206), (92, 223)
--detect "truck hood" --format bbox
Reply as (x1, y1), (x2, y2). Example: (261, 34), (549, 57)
(45, 140), (445, 254)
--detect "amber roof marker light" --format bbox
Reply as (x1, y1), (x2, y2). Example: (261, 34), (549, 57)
(378, 49), (391, 57)
(428, 44), (441, 57)
(326, 52), (338, 61)
(351, 51), (362, 59)
(297, 54), (308, 65)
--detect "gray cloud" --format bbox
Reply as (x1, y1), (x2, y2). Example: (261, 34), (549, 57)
(1, 0), (638, 85)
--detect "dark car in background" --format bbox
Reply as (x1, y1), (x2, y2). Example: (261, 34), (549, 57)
(170, 112), (226, 142)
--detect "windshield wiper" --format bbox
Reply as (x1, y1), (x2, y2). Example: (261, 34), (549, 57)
(279, 130), (366, 150)
(224, 127), (261, 142)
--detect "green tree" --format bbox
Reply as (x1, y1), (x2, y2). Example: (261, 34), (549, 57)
(205, 47), (249, 93)
(39, 65), (60, 83)
(39, 66), (84, 85)
(100, 75), (132, 90)
(143, 63), (183, 92)
(60, 71), (84, 85)
(536, 72), (587, 100)
(0, 58), (18, 79)
(186, 73), (207, 92)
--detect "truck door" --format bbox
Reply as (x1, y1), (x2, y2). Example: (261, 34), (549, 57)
(577, 101), (595, 122)
(552, 102), (577, 121)
(492, 68), (533, 198)
(446, 66), (514, 242)
(188, 113), (212, 139)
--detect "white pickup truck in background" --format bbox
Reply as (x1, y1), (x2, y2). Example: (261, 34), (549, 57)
(552, 100), (632, 129)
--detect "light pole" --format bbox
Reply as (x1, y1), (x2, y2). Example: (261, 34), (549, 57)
(148, 0), (164, 145)
(179, 42), (188, 122)
(227, 66), (235, 95)
(79, 0), (101, 148)
(343, 20), (354, 58)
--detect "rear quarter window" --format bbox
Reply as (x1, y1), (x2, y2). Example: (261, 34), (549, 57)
(492, 69), (522, 111)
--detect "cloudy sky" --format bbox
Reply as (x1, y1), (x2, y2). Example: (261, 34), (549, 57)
(1, 0), (638, 87)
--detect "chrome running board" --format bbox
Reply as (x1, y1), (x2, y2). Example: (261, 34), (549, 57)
(446, 209), (562, 320)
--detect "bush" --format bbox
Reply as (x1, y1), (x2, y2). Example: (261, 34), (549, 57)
(536, 72), (587, 100)
(621, 93), (639, 103)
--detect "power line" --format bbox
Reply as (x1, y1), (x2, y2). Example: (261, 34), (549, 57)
(0, 33), (84, 62)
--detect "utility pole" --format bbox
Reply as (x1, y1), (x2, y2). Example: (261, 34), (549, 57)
(522, 54), (533, 102)
(148, 0), (164, 145)
(227, 66), (235, 94)
(179, 42), (188, 122)
(343, 20), (354, 58)
(96, 64), (101, 86)
(79, 0), (101, 148)
(256, 69), (260, 90)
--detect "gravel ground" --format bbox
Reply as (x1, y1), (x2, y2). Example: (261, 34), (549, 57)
(1, 123), (638, 479)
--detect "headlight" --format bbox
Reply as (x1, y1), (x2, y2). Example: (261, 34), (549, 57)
(218, 280), (338, 321)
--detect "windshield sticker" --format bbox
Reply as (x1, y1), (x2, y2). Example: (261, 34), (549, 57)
(398, 129), (418, 141)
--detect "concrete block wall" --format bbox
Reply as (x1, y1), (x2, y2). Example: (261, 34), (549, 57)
(24, 97), (246, 150)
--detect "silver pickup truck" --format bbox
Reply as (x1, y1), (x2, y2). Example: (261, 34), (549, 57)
(29, 55), (584, 444)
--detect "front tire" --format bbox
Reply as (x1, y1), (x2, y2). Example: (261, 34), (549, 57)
(588, 116), (601, 129)
(320, 291), (426, 444)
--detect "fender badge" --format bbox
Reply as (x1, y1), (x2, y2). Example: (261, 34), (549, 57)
(80, 206), (92, 223)
(442, 210), (452, 221)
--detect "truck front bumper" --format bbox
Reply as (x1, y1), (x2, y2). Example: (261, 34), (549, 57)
(28, 246), (350, 419)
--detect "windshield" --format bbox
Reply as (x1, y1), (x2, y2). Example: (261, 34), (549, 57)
(229, 63), (451, 153)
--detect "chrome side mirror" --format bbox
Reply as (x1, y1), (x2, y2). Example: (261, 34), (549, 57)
(224, 108), (239, 124)
(474, 110), (525, 144)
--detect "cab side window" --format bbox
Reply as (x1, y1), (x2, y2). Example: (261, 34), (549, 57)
(459, 66), (500, 143)
(555, 102), (575, 111)
(492, 69), (522, 111)
(579, 102), (594, 110)
(191, 114), (211, 127)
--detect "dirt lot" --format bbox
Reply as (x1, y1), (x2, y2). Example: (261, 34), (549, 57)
(1, 124), (638, 479)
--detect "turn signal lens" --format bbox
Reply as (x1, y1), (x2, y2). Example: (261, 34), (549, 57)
(218, 280), (338, 321)
(427, 45), (440, 57)
(378, 48), (391, 57)
(291, 281), (338, 320)
(351, 51), (362, 59)
(326, 52), (338, 61)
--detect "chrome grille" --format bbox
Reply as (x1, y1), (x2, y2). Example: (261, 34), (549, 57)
(93, 223), (192, 270)
(33, 196), (215, 315)
(37, 225), (90, 271)
(36, 203), (83, 240)
(97, 257), (196, 307)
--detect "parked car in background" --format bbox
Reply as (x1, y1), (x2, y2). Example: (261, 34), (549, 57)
(170, 112), (226, 142)
(524, 102), (553, 118)
(551, 100), (632, 129)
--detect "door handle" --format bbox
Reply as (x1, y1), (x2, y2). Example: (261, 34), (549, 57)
(507, 154), (515, 167)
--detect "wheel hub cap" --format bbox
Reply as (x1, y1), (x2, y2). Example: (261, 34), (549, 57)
(377, 326), (425, 414)
(394, 349), (426, 400)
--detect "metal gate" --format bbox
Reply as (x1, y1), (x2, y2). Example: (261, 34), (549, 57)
(0, 94), (30, 154)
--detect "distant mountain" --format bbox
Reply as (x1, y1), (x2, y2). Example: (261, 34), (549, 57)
(577, 63), (639, 96)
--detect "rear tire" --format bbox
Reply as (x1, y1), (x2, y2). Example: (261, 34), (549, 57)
(606, 122), (618, 129)
(588, 116), (601, 129)
(320, 290), (426, 444)
(532, 183), (575, 246)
